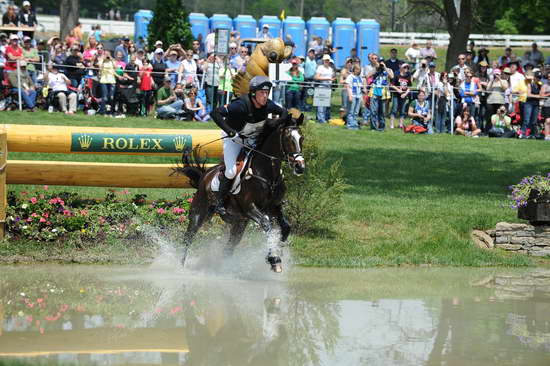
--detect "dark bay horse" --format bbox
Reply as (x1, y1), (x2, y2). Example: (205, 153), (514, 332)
(180, 111), (305, 272)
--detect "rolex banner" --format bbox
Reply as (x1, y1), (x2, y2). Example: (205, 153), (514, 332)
(71, 133), (192, 153)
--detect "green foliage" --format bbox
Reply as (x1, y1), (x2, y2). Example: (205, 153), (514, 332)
(147, 0), (194, 49)
(494, 9), (519, 35)
(284, 122), (347, 235)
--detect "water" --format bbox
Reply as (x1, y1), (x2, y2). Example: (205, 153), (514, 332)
(0, 265), (549, 366)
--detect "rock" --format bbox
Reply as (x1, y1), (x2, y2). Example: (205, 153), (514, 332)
(510, 236), (535, 245)
(530, 270), (550, 278)
(515, 231), (534, 237)
(535, 238), (550, 246)
(471, 230), (494, 249)
(495, 236), (510, 244)
(529, 249), (550, 257)
(486, 229), (496, 238)
(496, 243), (522, 250)
(496, 222), (529, 231)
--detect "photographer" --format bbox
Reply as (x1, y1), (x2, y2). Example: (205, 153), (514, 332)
(157, 80), (185, 119)
(408, 90), (432, 133)
(98, 51), (117, 115)
(366, 56), (394, 131)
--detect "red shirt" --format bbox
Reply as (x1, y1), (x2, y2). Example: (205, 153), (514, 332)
(139, 66), (153, 91)
(5, 45), (22, 71)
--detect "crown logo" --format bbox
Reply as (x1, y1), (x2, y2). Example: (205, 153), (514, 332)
(173, 136), (186, 152)
(78, 134), (93, 150)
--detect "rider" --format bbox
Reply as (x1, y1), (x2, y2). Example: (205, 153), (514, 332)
(211, 75), (287, 215)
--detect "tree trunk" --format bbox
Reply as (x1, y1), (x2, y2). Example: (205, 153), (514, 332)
(240, 0), (245, 14)
(442, 0), (473, 70)
(60, 0), (79, 40)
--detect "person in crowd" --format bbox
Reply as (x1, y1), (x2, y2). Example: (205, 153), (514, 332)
(114, 37), (130, 63)
(72, 22), (83, 44)
(52, 43), (67, 72)
(541, 73), (550, 141)
(390, 63), (411, 129)
(498, 47), (513, 66)
(5, 34), (23, 73)
(452, 54), (468, 81)
(18, 1), (37, 39)
(455, 106), (481, 137)
(435, 72), (453, 133)
(339, 58), (353, 119)
(21, 36), (38, 83)
(485, 68), (509, 129)
(82, 37), (99, 61)
(2, 5), (19, 34)
(420, 40), (437, 60)
(367, 56), (393, 131)
(64, 30), (78, 49)
(523, 43), (544, 67)
(184, 87), (209, 122)
(178, 49), (198, 88)
(475, 61), (490, 131)
(303, 48), (317, 112)
(408, 89), (431, 133)
(419, 61), (439, 99)
(314, 54), (335, 124)
(92, 24), (102, 42)
(286, 58), (304, 110)
(488, 106), (513, 137)
(139, 58), (154, 116)
(203, 52), (221, 111)
(155, 77), (173, 114)
(98, 50), (117, 115)
(114, 50), (126, 70)
(258, 24), (271, 39)
(520, 72), (543, 138)
(385, 48), (402, 76)
(165, 49), (181, 88)
(405, 41), (421, 69)
(7, 60), (36, 111)
(157, 81), (185, 119)
(508, 60), (525, 91)
(474, 47), (490, 66)
(191, 39), (206, 60)
(459, 68), (477, 117)
(234, 46), (248, 73)
(151, 48), (166, 91)
(467, 40), (476, 59)
(44, 63), (77, 114)
(218, 57), (234, 106)
(227, 42), (239, 70)
(64, 44), (85, 88)
(345, 64), (364, 130)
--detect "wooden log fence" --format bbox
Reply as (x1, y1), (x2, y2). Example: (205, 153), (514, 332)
(0, 125), (223, 238)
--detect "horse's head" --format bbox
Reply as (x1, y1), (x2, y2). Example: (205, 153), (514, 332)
(280, 108), (305, 175)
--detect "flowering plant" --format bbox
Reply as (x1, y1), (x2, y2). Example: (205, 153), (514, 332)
(509, 173), (550, 209)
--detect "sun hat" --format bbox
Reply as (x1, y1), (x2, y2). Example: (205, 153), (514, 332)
(479, 61), (489, 67)
(322, 54), (332, 62)
(9, 34), (19, 40)
(154, 48), (164, 54)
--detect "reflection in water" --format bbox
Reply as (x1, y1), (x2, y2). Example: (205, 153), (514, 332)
(0, 266), (549, 365)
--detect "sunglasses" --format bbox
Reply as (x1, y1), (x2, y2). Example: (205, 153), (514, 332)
(458, 58), (465, 60)
(170, 54), (177, 57)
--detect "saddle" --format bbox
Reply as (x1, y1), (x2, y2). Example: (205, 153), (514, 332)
(210, 149), (253, 195)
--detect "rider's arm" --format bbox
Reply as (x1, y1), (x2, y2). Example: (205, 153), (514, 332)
(211, 105), (238, 136)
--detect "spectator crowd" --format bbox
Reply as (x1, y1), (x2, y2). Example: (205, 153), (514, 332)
(0, 1), (549, 140)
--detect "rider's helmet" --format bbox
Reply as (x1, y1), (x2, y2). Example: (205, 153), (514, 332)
(249, 76), (272, 96)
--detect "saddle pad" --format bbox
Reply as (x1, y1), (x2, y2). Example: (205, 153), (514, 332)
(210, 153), (251, 195)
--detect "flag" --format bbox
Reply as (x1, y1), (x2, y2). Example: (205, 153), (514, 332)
(280, 9), (285, 20)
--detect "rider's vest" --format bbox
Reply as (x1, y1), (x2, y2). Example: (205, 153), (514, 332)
(238, 95), (267, 140)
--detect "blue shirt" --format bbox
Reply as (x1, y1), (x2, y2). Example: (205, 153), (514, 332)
(459, 80), (477, 104)
(165, 59), (181, 86)
(304, 57), (317, 79)
(114, 44), (128, 63)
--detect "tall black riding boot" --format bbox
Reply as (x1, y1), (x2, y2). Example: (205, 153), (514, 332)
(211, 174), (232, 215)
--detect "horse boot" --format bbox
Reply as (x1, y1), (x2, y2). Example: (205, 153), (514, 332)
(211, 174), (232, 216)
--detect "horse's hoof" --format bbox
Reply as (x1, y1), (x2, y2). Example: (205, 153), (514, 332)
(271, 263), (283, 273)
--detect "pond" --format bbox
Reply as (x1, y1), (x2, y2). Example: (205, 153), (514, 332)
(1, 262), (549, 366)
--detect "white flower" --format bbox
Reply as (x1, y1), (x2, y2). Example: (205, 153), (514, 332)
(21, 204), (28, 209)
(20, 292), (25, 297)
(22, 226), (27, 229)
(52, 228), (57, 233)
(18, 311), (24, 317)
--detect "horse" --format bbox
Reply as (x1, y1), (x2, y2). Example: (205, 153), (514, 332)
(179, 110), (305, 272)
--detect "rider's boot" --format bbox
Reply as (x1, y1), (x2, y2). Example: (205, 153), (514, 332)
(211, 174), (232, 215)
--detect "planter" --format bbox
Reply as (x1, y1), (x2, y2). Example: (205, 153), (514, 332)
(518, 190), (550, 225)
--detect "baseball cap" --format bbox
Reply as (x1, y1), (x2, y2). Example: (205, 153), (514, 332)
(23, 36), (31, 42)
(163, 76), (171, 82)
(503, 67), (511, 74)
(155, 40), (163, 46)
(19, 60), (27, 67)
(9, 34), (18, 40)
(229, 42), (237, 48)
(154, 48), (164, 54)
(308, 48), (315, 53)
(263, 24), (270, 29)
(322, 54), (332, 62)
(23, 1), (31, 6)
(429, 62), (436, 68)
(493, 68), (501, 75)
(122, 37), (130, 41)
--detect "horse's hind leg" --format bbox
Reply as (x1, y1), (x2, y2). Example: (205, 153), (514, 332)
(224, 220), (248, 257)
(181, 200), (212, 267)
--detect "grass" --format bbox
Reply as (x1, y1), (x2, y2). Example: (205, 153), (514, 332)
(0, 110), (548, 267)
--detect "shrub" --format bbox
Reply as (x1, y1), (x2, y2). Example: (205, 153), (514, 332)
(283, 123), (347, 234)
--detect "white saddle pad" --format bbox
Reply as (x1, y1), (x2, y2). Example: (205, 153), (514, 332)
(210, 155), (250, 195)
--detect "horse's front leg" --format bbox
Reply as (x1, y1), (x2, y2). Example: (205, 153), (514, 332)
(272, 205), (291, 243)
(246, 203), (281, 273)
(225, 219), (248, 257)
(181, 194), (212, 268)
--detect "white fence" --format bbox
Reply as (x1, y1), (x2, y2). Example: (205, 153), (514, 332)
(36, 15), (133, 35)
(381, 32), (550, 48)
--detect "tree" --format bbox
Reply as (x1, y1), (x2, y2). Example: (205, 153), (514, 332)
(60, 0), (79, 40)
(406, 0), (473, 70)
(147, 0), (194, 49)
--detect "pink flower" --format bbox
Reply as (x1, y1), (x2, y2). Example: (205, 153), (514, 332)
(39, 218), (46, 223)
(178, 216), (186, 223)
(43, 185), (49, 191)
(46, 221), (51, 226)
(154, 307), (163, 313)
(36, 298), (44, 303)
(26, 302), (34, 308)
(39, 194), (45, 199)
(31, 212), (38, 217)
(187, 198), (193, 203)
(76, 305), (85, 312)
(30, 197), (37, 204)
(59, 304), (69, 312)
(62, 209), (72, 216)
(170, 306), (183, 314)
(26, 315), (33, 322)
(98, 217), (106, 224)
(172, 207), (185, 214)
(120, 189), (130, 195)
(80, 209), (88, 216)
(42, 212), (49, 218)
(26, 218), (32, 222)
(157, 208), (166, 214)
(39, 327), (45, 335)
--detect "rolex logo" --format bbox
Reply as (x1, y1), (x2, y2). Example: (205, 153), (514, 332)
(78, 134), (93, 150)
(173, 136), (186, 151)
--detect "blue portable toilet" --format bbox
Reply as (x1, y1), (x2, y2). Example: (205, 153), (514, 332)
(134, 10), (153, 48)
(283, 16), (306, 57)
(306, 17), (330, 46)
(356, 19), (380, 65)
(233, 15), (257, 40)
(209, 13), (232, 31)
(332, 18), (356, 68)
(259, 16), (281, 39)
(188, 13), (209, 42)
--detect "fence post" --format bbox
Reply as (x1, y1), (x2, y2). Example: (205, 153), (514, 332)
(0, 129), (6, 239)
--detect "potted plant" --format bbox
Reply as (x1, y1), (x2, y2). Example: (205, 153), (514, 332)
(509, 173), (550, 224)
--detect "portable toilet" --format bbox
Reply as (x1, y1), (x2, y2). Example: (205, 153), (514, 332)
(188, 13), (209, 42)
(134, 10), (153, 48)
(356, 19), (380, 65)
(306, 17), (330, 46)
(259, 16), (281, 39)
(209, 13), (232, 31)
(233, 15), (257, 40)
(283, 16), (306, 57)
(331, 18), (356, 68)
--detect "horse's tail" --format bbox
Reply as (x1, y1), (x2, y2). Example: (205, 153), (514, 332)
(173, 147), (208, 189)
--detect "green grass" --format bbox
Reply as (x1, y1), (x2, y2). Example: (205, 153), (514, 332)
(0, 111), (548, 267)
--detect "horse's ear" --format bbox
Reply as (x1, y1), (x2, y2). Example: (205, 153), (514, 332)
(288, 108), (303, 126)
(296, 112), (304, 126)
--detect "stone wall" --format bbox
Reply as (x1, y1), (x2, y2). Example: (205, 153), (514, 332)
(486, 223), (550, 256)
